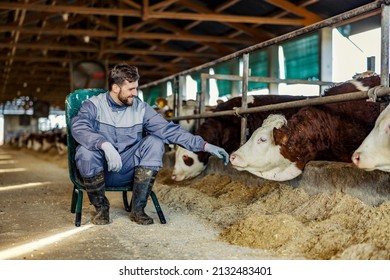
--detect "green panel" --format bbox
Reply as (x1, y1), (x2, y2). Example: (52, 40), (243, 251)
(213, 59), (240, 97)
(248, 50), (268, 91)
(282, 33), (319, 80)
(142, 85), (164, 106)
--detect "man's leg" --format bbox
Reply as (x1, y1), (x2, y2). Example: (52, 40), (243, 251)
(129, 135), (164, 225)
(75, 146), (110, 225)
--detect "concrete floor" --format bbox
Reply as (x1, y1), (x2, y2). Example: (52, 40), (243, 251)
(0, 146), (275, 260)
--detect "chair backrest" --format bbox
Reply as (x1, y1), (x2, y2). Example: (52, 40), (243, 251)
(65, 88), (106, 186)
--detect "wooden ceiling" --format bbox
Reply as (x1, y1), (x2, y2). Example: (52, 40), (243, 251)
(0, 0), (378, 109)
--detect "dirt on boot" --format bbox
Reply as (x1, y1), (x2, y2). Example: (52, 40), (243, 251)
(129, 211), (154, 225)
(91, 206), (110, 225)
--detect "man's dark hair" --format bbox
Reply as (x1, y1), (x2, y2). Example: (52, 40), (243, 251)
(108, 63), (140, 90)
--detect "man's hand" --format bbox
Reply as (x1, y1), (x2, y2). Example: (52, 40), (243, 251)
(204, 143), (229, 166)
(101, 142), (122, 172)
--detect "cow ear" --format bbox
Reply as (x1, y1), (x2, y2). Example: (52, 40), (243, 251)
(273, 126), (289, 145)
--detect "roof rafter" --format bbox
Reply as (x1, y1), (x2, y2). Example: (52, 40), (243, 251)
(0, 2), (309, 26)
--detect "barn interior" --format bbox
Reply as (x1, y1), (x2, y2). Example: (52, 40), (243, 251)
(1, 0), (390, 264)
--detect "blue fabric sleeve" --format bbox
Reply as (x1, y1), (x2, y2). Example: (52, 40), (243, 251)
(143, 104), (206, 152)
(71, 100), (107, 150)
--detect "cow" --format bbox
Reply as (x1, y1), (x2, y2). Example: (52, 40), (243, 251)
(323, 71), (380, 96)
(20, 129), (68, 154)
(154, 96), (198, 133)
(352, 103), (390, 172)
(171, 94), (311, 181)
(229, 74), (383, 181)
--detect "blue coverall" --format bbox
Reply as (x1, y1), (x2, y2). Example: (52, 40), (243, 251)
(71, 91), (206, 187)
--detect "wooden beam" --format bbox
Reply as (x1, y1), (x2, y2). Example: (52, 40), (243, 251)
(0, 55), (192, 68)
(0, 2), (307, 25)
(178, 0), (272, 39)
(150, 0), (179, 11)
(265, 0), (322, 24)
(0, 26), (255, 43)
(215, 0), (241, 12)
(120, 0), (141, 10)
(0, 42), (221, 58)
(149, 11), (306, 25)
(154, 19), (233, 53)
(0, 3), (142, 17)
(142, 0), (149, 21)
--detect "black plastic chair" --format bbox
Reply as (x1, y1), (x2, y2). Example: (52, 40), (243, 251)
(65, 88), (166, 226)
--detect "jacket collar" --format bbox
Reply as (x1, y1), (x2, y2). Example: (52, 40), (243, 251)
(106, 91), (127, 111)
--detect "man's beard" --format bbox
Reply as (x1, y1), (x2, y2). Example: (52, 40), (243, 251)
(118, 90), (134, 106)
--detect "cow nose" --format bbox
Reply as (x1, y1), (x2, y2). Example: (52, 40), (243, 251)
(230, 153), (236, 163)
(351, 152), (360, 166)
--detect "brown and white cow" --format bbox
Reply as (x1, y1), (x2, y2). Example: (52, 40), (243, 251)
(230, 100), (379, 181)
(323, 71), (380, 96)
(155, 97), (198, 133)
(23, 129), (67, 154)
(171, 94), (310, 181)
(352, 103), (390, 172)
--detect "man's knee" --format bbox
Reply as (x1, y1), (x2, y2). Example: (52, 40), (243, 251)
(142, 135), (165, 154)
(75, 145), (104, 177)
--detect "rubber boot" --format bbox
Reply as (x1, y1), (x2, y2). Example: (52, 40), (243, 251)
(129, 167), (158, 225)
(83, 172), (110, 225)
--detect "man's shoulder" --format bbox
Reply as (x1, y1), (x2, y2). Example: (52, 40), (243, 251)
(87, 92), (108, 106)
(132, 96), (149, 109)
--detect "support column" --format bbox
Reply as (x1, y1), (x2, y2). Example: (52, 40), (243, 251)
(320, 27), (333, 94)
(269, 45), (279, 94)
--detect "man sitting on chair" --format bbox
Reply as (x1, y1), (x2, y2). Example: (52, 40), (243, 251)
(71, 63), (229, 225)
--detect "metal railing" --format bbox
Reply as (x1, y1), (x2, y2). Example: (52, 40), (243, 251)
(143, 1), (390, 145)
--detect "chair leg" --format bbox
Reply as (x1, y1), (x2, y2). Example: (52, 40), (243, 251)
(122, 191), (131, 212)
(75, 189), (83, 227)
(150, 191), (166, 224)
(70, 185), (77, 213)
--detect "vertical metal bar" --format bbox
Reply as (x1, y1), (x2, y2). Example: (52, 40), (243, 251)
(69, 61), (74, 93)
(194, 90), (200, 132)
(178, 75), (186, 119)
(104, 59), (109, 89)
(240, 53), (249, 146)
(367, 56), (376, 71)
(268, 45), (279, 94)
(200, 73), (207, 126)
(381, 3), (390, 87)
(173, 76), (179, 117)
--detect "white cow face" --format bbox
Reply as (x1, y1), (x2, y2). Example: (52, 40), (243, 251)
(230, 114), (301, 181)
(352, 104), (390, 172)
(171, 146), (206, 181)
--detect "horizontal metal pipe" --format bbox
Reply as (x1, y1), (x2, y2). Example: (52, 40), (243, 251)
(204, 73), (335, 86)
(166, 87), (390, 121)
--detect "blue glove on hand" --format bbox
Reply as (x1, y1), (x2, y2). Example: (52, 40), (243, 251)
(204, 143), (229, 166)
(101, 142), (122, 172)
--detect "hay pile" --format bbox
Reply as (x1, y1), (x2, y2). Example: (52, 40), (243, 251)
(156, 168), (390, 260)
(16, 146), (390, 259)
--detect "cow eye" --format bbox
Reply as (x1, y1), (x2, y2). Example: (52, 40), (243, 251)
(257, 137), (267, 144)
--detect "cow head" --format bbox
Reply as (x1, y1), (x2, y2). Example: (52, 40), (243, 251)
(230, 114), (301, 181)
(352, 104), (390, 172)
(171, 146), (207, 181)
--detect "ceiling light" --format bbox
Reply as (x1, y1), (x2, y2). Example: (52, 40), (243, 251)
(62, 13), (69, 22)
